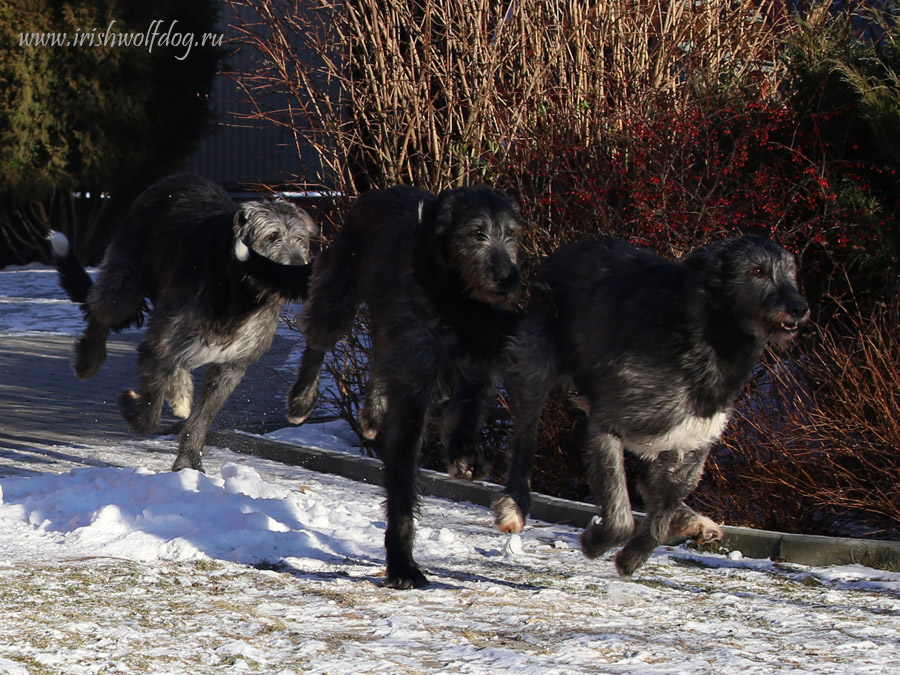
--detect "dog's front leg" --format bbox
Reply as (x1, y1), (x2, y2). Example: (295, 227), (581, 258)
(381, 392), (429, 590)
(580, 419), (634, 560)
(615, 446), (717, 578)
(166, 366), (194, 419)
(172, 362), (248, 472)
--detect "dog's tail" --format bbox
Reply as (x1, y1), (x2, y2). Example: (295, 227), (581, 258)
(48, 231), (93, 306)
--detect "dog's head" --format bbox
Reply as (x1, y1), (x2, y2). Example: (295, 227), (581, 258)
(422, 186), (523, 305)
(234, 199), (317, 266)
(685, 234), (810, 346)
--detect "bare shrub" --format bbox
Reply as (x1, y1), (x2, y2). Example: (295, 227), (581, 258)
(697, 299), (900, 537)
(227, 0), (786, 442)
(225, 0), (784, 195)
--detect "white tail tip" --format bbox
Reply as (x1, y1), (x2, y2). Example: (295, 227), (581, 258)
(234, 238), (249, 262)
(47, 231), (70, 258)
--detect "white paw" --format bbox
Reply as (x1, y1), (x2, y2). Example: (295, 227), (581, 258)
(492, 494), (525, 534)
(169, 399), (192, 419)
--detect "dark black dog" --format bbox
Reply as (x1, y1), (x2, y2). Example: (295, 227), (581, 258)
(246, 185), (523, 588)
(50, 173), (316, 472)
(493, 235), (809, 578)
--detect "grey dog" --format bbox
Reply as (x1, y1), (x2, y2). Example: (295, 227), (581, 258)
(493, 234), (810, 578)
(244, 185), (523, 588)
(50, 173), (316, 473)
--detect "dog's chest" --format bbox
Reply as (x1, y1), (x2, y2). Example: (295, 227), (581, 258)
(623, 411), (730, 457)
(177, 307), (279, 368)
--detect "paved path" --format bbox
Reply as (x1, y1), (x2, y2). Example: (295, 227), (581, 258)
(0, 331), (301, 456)
(4, 330), (900, 570)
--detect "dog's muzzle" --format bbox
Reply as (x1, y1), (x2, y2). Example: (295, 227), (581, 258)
(772, 295), (810, 341)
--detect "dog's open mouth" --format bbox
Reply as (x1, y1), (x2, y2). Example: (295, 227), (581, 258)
(779, 321), (801, 335)
(768, 316), (808, 342)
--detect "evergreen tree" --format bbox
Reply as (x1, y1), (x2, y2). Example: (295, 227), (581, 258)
(0, 0), (222, 264)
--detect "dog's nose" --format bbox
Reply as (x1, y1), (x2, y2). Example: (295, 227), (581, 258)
(495, 266), (520, 292)
(788, 298), (810, 322)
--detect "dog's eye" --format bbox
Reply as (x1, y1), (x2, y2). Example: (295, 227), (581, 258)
(750, 266), (766, 278)
(266, 232), (281, 244)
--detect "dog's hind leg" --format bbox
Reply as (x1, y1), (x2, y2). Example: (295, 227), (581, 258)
(667, 502), (723, 545)
(442, 376), (495, 481)
(74, 319), (111, 380)
(359, 367), (387, 440)
(117, 341), (170, 436)
(288, 238), (364, 424)
(286, 347), (325, 424)
(381, 391), (429, 589)
(579, 420), (635, 560)
(166, 366), (194, 419)
(172, 362), (248, 472)
(76, 248), (146, 378)
(614, 447), (715, 578)
(493, 322), (556, 533)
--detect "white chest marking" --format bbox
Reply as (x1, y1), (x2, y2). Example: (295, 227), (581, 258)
(623, 411), (730, 457)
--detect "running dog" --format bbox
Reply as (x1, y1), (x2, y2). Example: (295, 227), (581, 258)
(244, 185), (523, 588)
(50, 173), (316, 472)
(493, 235), (809, 578)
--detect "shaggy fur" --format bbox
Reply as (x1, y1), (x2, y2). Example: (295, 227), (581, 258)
(492, 235), (809, 578)
(253, 185), (523, 588)
(50, 173), (316, 473)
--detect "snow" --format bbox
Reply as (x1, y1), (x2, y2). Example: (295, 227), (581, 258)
(2, 263), (900, 674)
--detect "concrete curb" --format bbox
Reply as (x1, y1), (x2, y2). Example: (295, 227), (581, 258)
(208, 429), (900, 571)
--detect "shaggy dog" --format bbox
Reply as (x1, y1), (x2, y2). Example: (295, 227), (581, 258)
(50, 173), (316, 472)
(493, 235), (809, 578)
(245, 185), (523, 588)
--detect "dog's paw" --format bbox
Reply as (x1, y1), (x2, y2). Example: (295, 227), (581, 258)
(580, 517), (633, 560)
(286, 384), (318, 424)
(672, 514), (723, 545)
(614, 544), (653, 580)
(172, 451), (205, 474)
(169, 397), (192, 419)
(74, 337), (106, 380)
(447, 454), (487, 482)
(383, 565), (429, 590)
(492, 494), (526, 534)
(116, 389), (162, 435)
(359, 406), (381, 440)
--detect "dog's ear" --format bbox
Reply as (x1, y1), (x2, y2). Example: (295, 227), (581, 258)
(424, 190), (453, 239)
(684, 239), (725, 270)
(504, 187), (523, 212)
(233, 207), (249, 237)
(297, 207), (319, 238)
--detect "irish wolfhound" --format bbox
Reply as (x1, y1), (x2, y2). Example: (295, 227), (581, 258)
(247, 185), (522, 588)
(50, 173), (316, 472)
(493, 235), (809, 578)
